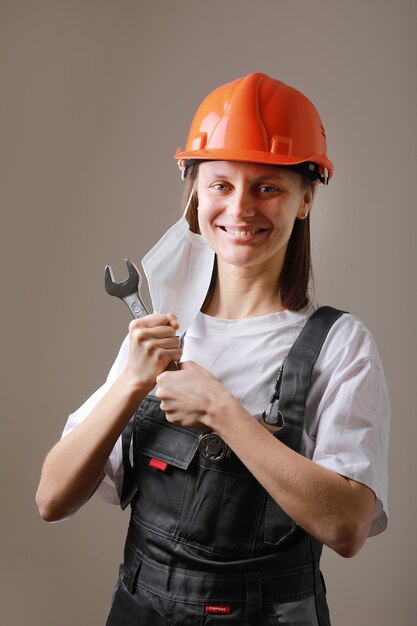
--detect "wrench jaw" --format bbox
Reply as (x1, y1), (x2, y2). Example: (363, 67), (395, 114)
(104, 264), (117, 294)
(126, 259), (142, 288)
(104, 258), (140, 298)
(105, 258), (149, 319)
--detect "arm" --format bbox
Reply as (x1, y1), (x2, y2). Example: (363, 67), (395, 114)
(155, 361), (376, 558)
(210, 392), (375, 557)
(36, 313), (182, 522)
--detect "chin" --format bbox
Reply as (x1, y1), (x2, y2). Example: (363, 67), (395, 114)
(219, 253), (264, 268)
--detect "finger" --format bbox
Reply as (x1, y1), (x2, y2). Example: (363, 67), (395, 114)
(155, 370), (174, 387)
(178, 360), (191, 370)
(160, 399), (172, 413)
(178, 360), (199, 371)
(159, 398), (179, 413)
(159, 346), (183, 361)
(166, 313), (180, 331)
(140, 343), (182, 364)
(129, 313), (177, 331)
(130, 325), (181, 343)
(151, 337), (182, 349)
(155, 385), (171, 402)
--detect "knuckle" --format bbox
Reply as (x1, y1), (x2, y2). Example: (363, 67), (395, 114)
(156, 349), (167, 364)
(143, 341), (154, 356)
(133, 332), (143, 346)
(135, 328), (149, 343)
(129, 318), (145, 331)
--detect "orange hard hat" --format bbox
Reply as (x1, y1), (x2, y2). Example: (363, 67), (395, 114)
(175, 72), (333, 184)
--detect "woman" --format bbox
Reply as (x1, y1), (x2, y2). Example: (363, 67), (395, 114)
(36, 73), (389, 625)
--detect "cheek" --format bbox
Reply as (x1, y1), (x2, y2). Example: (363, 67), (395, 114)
(271, 200), (303, 229)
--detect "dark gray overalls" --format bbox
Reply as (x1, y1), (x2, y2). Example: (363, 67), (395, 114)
(106, 307), (344, 625)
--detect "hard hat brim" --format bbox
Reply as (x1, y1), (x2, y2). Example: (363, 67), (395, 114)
(174, 148), (334, 181)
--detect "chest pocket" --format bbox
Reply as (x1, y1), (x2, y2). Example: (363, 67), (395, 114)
(132, 406), (198, 537)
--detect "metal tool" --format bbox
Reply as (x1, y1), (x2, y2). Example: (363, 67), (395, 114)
(105, 258), (178, 370)
(105, 258), (149, 319)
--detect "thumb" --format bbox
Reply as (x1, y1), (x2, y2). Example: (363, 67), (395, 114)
(178, 360), (195, 371)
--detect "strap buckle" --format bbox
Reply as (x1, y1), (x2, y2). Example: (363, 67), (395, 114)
(260, 361), (285, 433)
(198, 432), (229, 461)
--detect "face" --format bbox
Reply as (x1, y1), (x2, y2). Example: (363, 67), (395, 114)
(196, 161), (313, 276)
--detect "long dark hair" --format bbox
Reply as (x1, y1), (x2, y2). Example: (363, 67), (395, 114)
(182, 162), (312, 311)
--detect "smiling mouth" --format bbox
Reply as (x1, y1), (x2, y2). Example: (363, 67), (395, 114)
(219, 226), (266, 236)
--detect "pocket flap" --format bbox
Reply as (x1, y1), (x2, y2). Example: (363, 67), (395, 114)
(136, 418), (199, 470)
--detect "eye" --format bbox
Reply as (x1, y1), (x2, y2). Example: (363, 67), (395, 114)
(258, 184), (279, 194)
(210, 182), (230, 192)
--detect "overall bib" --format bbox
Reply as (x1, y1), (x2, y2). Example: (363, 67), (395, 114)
(106, 307), (344, 626)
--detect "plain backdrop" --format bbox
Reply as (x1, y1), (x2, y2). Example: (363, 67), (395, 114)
(1, 1), (416, 624)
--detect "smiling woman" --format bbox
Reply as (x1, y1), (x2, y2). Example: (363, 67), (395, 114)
(195, 161), (314, 318)
(36, 73), (389, 626)
(185, 160), (315, 312)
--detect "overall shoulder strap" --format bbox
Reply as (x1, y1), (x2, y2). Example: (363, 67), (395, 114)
(275, 306), (346, 452)
(120, 414), (138, 510)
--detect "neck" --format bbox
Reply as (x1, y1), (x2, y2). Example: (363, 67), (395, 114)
(203, 258), (284, 319)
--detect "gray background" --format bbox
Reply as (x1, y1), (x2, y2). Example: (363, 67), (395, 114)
(1, 1), (416, 624)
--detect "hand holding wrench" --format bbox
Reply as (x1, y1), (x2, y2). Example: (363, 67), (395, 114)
(104, 259), (178, 370)
(105, 260), (229, 459)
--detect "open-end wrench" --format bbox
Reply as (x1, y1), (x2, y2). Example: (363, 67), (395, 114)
(104, 258), (178, 370)
(104, 258), (149, 319)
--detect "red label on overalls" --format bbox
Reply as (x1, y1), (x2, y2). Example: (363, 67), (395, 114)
(205, 605), (231, 614)
(148, 458), (168, 471)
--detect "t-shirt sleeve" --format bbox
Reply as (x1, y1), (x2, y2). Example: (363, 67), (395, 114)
(305, 314), (390, 537)
(61, 335), (130, 505)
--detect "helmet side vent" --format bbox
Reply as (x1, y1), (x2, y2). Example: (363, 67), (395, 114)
(190, 132), (207, 150)
(270, 135), (293, 156)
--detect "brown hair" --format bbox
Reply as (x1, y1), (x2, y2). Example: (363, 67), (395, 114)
(182, 162), (313, 311)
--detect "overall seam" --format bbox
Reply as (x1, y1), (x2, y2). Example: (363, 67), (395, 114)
(208, 465), (231, 557)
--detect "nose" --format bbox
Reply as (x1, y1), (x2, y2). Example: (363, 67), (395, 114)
(227, 188), (256, 218)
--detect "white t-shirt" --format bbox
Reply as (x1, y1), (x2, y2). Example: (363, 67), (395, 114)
(62, 307), (389, 537)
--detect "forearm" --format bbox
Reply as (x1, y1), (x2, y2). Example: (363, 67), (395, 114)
(208, 391), (375, 557)
(36, 370), (147, 522)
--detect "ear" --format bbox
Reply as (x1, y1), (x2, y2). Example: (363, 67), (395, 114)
(297, 183), (316, 220)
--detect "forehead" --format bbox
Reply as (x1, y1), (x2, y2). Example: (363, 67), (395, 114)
(197, 160), (297, 183)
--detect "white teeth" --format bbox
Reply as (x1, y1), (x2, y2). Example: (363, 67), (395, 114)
(224, 228), (260, 236)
